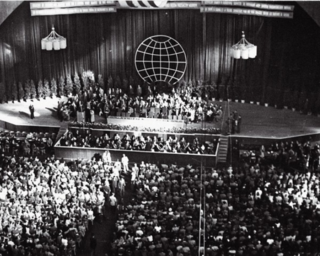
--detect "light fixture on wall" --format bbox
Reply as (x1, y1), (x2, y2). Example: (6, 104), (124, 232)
(41, 26), (67, 51)
(231, 31), (257, 59)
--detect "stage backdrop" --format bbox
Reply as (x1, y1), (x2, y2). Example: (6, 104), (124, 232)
(1, 2), (320, 112)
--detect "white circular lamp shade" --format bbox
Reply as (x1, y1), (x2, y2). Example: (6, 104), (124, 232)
(231, 45), (257, 59)
(41, 38), (67, 51)
(41, 27), (67, 51)
(53, 39), (60, 50)
(60, 37), (67, 49)
(241, 48), (249, 59)
(46, 40), (53, 51)
(248, 45), (257, 58)
(233, 47), (241, 59)
(41, 39), (47, 50)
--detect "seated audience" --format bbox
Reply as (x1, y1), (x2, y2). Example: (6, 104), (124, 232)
(0, 153), (122, 256)
(58, 130), (219, 155)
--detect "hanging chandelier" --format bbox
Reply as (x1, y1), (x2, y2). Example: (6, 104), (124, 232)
(231, 31), (257, 59)
(41, 26), (67, 51)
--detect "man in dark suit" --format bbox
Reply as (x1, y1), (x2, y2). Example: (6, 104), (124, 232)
(29, 104), (34, 119)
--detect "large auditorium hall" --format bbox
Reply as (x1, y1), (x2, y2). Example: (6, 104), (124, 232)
(1, 1), (320, 255)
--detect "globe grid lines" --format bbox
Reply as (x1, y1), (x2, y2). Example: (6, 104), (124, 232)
(135, 35), (187, 85)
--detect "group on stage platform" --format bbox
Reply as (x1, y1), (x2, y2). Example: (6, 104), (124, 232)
(56, 81), (223, 124)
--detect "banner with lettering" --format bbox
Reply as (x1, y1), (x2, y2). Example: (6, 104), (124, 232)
(30, 1), (116, 9)
(31, 7), (117, 16)
(202, 1), (294, 12)
(200, 6), (293, 19)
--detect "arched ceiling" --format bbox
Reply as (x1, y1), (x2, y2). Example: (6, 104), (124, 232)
(1, 1), (320, 28)
(297, 1), (320, 28)
(0, 1), (23, 26)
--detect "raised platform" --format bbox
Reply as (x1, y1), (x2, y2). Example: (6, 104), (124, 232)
(1, 98), (320, 139)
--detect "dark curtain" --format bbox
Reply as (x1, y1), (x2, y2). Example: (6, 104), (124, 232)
(0, 2), (320, 112)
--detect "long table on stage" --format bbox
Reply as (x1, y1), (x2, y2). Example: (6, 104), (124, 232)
(54, 146), (217, 167)
(107, 116), (187, 129)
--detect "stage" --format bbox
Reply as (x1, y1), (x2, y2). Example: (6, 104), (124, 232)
(1, 98), (320, 139)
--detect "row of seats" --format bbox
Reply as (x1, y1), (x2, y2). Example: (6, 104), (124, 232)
(0, 130), (56, 141)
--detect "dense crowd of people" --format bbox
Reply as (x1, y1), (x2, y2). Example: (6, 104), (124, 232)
(58, 129), (219, 155)
(0, 131), (54, 158)
(57, 82), (223, 124)
(2, 105), (320, 255)
(108, 138), (320, 256)
(0, 150), (128, 256)
(238, 139), (320, 171)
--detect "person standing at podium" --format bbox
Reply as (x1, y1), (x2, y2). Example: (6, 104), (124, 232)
(29, 104), (35, 119)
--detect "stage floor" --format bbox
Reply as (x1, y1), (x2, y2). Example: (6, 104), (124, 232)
(1, 98), (320, 138)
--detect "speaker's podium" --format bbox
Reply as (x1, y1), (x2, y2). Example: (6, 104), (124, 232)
(77, 111), (85, 122)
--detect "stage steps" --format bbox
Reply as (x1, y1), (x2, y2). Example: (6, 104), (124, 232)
(217, 136), (229, 163)
(55, 123), (68, 143)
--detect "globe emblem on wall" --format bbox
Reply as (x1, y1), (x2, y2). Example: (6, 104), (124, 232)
(135, 35), (187, 85)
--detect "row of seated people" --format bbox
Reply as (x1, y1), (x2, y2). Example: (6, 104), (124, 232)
(0, 153), (127, 256)
(236, 140), (320, 171)
(0, 131), (55, 156)
(58, 83), (223, 123)
(110, 151), (320, 255)
(58, 130), (219, 155)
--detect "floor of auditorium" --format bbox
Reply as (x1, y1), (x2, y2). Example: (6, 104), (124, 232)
(1, 97), (320, 138)
(78, 173), (133, 256)
(2, 98), (320, 255)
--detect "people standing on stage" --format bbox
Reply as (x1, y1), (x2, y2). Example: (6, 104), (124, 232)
(226, 111), (242, 134)
(232, 111), (241, 134)
(77, 100), (85, 122)
(29, 104), (35, 119)
(86, 100), (91, 122)
(104, 102), (110, 123)
(226, 115), (233, 135)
